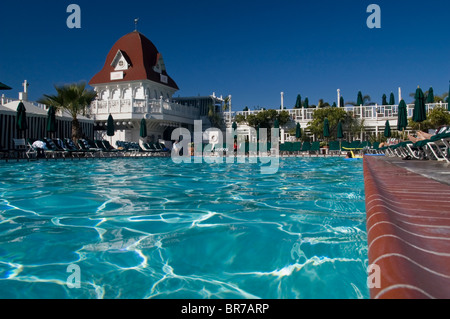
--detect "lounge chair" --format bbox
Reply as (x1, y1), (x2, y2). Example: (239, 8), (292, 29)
(300, 142), (311, 154)
(0, 144), (9, 159)
(78, 139), (101, 157)
(12, 139), (28, 159)
(310, 141), (320, 155)
(426, 127), (450, 162)
(292, 142), (302, 155)
(328, 141), (341, 155)
(55, 138), (83, 158)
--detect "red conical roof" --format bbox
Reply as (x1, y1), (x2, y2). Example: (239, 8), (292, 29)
(89, 31), (179, 90)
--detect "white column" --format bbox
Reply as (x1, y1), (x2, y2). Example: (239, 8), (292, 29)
(281, 92), (284, 110)
(337, 89), (341, 107)
(228, 95), (232, 126)
(398, 87), (402, 102)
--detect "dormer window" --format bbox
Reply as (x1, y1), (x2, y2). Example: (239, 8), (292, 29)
(111, 50), (130, 71)
(153, 54), (166, 74)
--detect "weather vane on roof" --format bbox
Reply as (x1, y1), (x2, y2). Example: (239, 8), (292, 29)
(134, 18), (139, 32)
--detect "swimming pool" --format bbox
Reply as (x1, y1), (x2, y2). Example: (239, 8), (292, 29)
(0, 157), (368, 299)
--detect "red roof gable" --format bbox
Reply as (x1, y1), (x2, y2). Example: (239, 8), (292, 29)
(89, 31), (179, 90)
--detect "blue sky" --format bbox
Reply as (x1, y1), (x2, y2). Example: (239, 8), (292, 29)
(0, 0), (449, 110)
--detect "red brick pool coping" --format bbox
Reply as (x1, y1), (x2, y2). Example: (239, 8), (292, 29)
(364, 156), (450, 299)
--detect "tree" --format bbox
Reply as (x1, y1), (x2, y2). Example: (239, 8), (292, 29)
(347, 95), (373, 106)
(38, 82), (97, 140)
(307, 108), (348, 140)
(408, 106), (450, 131)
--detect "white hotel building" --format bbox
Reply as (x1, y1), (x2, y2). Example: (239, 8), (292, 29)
(89, 31), (227, 146)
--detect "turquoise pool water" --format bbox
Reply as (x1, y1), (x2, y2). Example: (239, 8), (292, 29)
(0, 157), (368, 299)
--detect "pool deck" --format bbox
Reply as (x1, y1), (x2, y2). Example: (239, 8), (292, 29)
(364, 156), (450, 299)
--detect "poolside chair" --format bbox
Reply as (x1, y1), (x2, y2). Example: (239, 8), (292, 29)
(286, 142), (295, 156)
(328, 141), (341, 155)
(102, 140), (122, 156)
(12, 139), (27, 159)
(370, 142), (380, 154)
(0, 144), (9, 159)
(310, 141), (320, 155)
(55, 138), (82, 158)
(425, 127), (450, 162)
(340, 141), (351, 152)
(78, 139), (101, 157)
(300, 142), (311, 154)
(279, 143), (287, 156)
(292, 142), (302, 155)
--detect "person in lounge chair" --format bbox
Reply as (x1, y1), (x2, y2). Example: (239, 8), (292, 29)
(32, 140), (47, 158)
(408, 131), (433, 143)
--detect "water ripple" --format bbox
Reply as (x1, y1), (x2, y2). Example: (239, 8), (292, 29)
(0, 157), (368, 299)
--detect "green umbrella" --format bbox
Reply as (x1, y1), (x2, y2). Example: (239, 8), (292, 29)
(140, 118), (147, 138)
(107, 114), (115, 137)
(447, 81), (450, 111)
(426, 87), (434, 104)
(16, 102), (28, 136)
(382, 94), (388, 106)
(304, 97), (309, 109)
(323, 118), (330, 138)
(397, 99), (408, 131)
(357, 91), (363, 106)
(384, 120), (392, 138)
(46, 106), (57, 135)
(296, 123), (301, 139)
(0, 82), (12, 90)
(413, 86), (426, 123)
(295, 95), (302, 109)
(232, 121), (238, 140)
(337, 121), (344, 139)
(389, 92), (395, 105)
(274, 118), (279, 129)
(332, 102), (337, 108)
(340, 96), (344, 108)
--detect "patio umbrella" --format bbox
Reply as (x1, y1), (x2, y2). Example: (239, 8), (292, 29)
(295, 95), (302, 109)
(413, 86), (426, 124)
(16, 102), (28, 137)
(382, 94), (388, 106)
(384, 120), (392, 138)
(296, 123), (301, 140)
(0, 82), (12, 90)
(397, 99), (408, 131)
(337, 121), (344, 139)
(448, 81), (450, 111)
(46, 106), (57, 136)
(357, 91), (363, 106)
(323, 118), (330, 138)
(337, 120), (344, 150)
(304, 98), (309, 109)
(426, 87), (434, 104)
(274, 118), (279, 129)
(140, 118), (147, 138)
(340, 96), (344, 108)
(389, 92), (395, 105)
(107, 114), (115, 137)
(332, 102), (337, 108)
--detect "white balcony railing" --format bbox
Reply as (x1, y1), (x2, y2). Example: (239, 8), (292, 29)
(230, 102), (448, 125)
(92, 98), (201, 120)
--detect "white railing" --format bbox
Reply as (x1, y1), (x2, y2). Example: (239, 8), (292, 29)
(228, 102), (448, 125)
(92, 98), (201, 119)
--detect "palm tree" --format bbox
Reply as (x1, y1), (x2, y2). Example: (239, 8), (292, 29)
(38, 82), (97, 141)
(347, 95), (373, 106)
